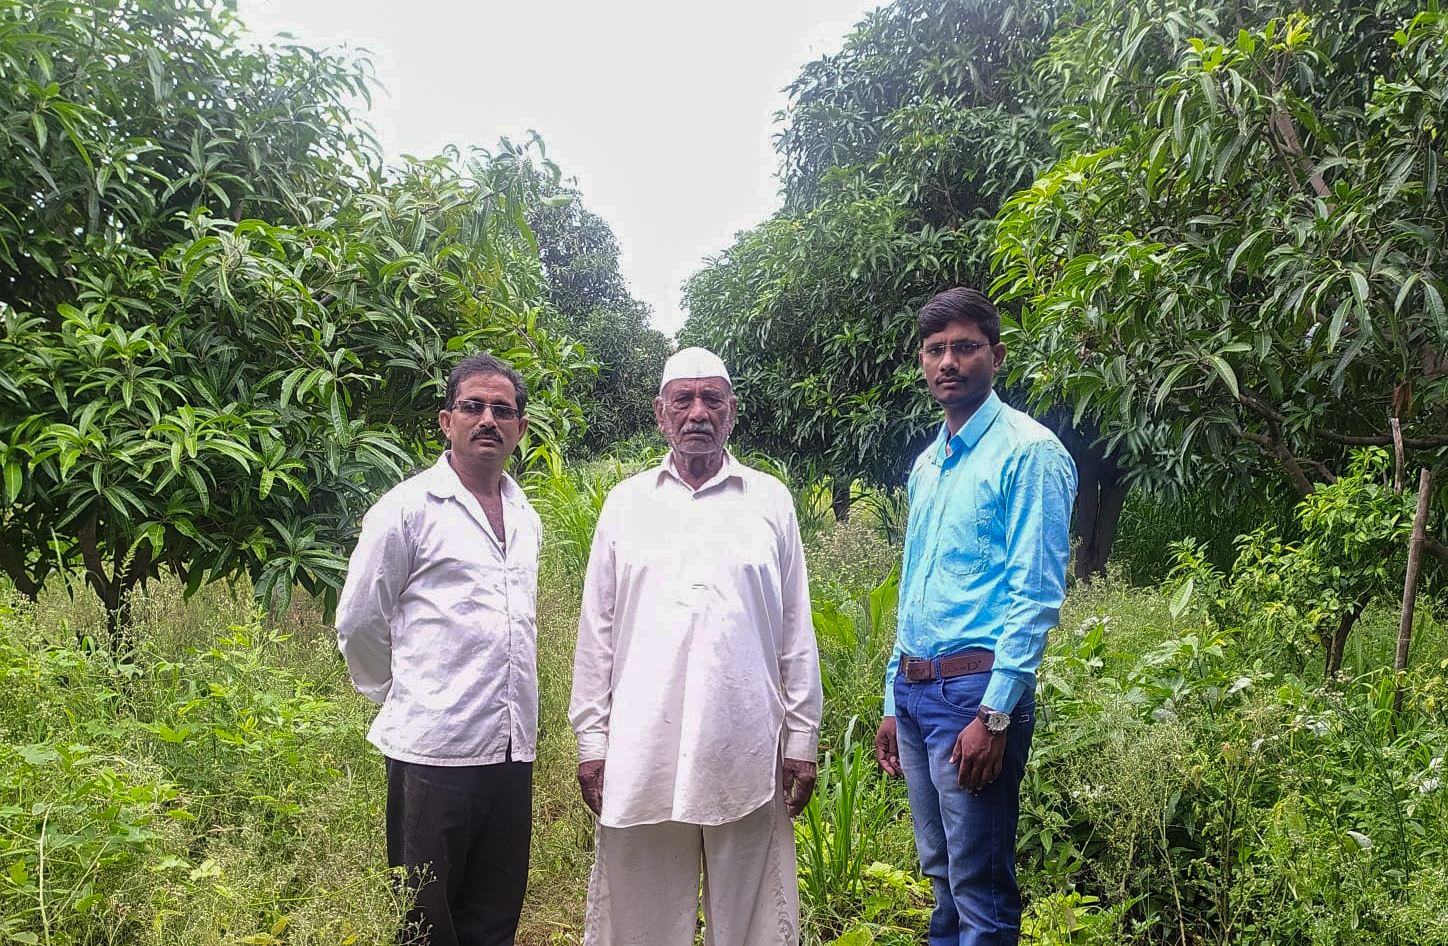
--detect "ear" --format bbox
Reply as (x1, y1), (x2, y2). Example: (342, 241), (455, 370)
(991, 342), (1006, 370)
(653, 395), (666, 433)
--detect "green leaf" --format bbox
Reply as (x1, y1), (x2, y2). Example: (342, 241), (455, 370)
(3, 461), (21, 503)
(1205, 356), (1239, 399)
(1169, 577), (1195, 619)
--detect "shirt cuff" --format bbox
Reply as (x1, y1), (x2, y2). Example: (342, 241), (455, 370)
(783, 727), (818, 762)
(575, 733), (608, 763)
(358, 679), (391, 706)
(982, 674), (1026, 715)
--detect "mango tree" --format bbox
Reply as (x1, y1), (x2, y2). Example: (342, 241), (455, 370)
(0, 0), (582, 646)
(993, 0), (1448, 566)
(681, 0), (1131, 572)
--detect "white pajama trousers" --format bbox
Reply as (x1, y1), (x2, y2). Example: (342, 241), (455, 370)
(583, 797), (800, 946)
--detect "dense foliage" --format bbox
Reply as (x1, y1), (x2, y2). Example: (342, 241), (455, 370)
(995, 0), (1448, 567)
(527, 175), (671, 455)
(684, 0), (1447, 573)
(681, 0), (1126, 570)
(0, 0), (583, 639)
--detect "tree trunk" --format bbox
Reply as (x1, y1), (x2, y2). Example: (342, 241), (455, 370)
(0, 535), (42, 600)
(1393, 469), (1433, 716)
(76, 516), (150, 657)
(1326, 601), (1367, 677)
(831, 478), (852, 523)
(1074, 453), (1128, 582)
(1056, 424), (1128, 581)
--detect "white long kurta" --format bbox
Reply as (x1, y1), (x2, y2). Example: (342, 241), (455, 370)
(569, 453), (822, 829)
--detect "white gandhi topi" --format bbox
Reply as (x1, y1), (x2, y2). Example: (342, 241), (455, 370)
(659, 347), (731, 392)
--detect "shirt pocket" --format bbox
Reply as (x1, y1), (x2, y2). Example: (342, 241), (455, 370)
(935, 505), (993, 577)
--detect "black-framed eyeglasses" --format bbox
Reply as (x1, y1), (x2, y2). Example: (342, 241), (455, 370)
(451, 399), (521, 421)
(921, 340), (989, 361)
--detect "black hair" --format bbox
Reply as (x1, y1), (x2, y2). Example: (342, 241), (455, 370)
(917, 288), (1001, 345)
(443, 354), (528, 414)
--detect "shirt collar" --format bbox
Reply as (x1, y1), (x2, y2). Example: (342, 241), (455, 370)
(937, 390), (1003, 459)
(425, 451), (522, 504)
(654, 449), (746, 493)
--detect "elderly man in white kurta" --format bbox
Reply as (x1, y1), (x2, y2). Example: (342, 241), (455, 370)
(569, 347), (823, 946)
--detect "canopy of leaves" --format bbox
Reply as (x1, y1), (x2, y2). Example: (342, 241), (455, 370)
(993, 0), (1448, 524)
(682, 0), (1066, 488)
(0, 0), (583, 633)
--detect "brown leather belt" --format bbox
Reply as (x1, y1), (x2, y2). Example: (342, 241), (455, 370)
(899, 649), (995, 682)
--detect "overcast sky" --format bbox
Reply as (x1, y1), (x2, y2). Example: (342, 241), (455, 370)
(234, 0), (882, 336)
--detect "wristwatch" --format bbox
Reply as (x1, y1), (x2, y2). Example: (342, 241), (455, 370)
(976, 705), (1010, 735)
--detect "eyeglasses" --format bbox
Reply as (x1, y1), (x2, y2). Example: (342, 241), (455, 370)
(451, 399), (521, 421)
(921, 340), (989, 361)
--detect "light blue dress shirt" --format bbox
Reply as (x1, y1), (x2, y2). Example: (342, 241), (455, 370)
(885, 391), (1077, 716)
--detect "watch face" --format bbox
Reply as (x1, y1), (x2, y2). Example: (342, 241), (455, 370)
(977, 706), (1010, 733)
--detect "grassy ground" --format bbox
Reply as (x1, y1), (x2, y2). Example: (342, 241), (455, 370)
(3, 500), (1447, 945)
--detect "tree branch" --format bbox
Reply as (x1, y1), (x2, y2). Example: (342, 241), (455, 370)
(1316, 429), (1448, 448)
(1232, 418), (1334, 496)
(1267, 108), (1330, 199)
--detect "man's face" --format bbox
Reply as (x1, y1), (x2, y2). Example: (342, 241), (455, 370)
(438, 373), (527, 465)
(919, 318), (1006, 416)
(654, 377), (736, 459)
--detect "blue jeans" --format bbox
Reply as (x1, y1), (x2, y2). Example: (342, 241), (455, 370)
(894, 666), (1035, 946)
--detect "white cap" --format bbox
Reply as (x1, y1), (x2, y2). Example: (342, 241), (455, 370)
(659, 346), (731, 392)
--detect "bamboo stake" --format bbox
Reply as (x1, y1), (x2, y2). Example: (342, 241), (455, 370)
(1392, 467), (1433, 717)
(1390, 417), (1405, 494)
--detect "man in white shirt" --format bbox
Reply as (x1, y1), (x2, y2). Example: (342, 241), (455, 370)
(569, 347), (823, 946)
(336, 353), (542, 946)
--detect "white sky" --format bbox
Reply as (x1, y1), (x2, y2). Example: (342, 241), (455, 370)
(235, 0), (882, 336)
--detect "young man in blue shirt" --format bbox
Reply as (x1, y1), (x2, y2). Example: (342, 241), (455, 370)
(874, 288), (1077, 946)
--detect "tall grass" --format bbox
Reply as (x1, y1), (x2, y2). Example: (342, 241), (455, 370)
(4, 471), (1446, 945)
(0, 586), (408, 946)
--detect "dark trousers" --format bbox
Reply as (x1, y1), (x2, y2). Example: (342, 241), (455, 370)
(385, 755), (533, 946)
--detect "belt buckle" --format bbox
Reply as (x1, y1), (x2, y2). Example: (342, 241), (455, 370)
(903, 657), (934, 682)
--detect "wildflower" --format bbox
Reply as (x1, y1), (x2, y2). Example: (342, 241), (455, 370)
(1345, 830), (1372, 850)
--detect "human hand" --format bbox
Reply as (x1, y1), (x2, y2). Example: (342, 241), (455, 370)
(781, 758), (818, 817)
(950, 719), (1005, 793)
(577, 760), (605, 816)
(874, 716), (901, 776)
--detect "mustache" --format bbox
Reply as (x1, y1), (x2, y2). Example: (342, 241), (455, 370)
(681, 422), (714, 434)
(471, 427), (502, 442)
